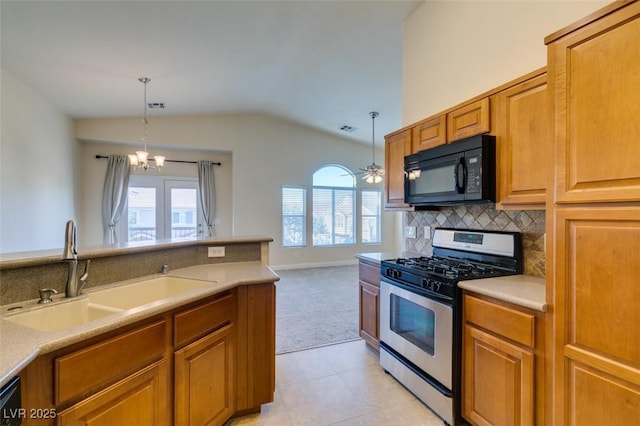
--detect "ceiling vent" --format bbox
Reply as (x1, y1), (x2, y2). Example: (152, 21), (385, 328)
(340, 125), (356, 132)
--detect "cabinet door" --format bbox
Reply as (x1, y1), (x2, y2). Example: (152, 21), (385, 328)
(359, 280), (379, 350)
(495, 73), (550, 209)
(412, 115), (446, 153)
(384, 129), (412, 210)
(447, 98), (490, 142)
(548, 2), (640, 203)
(175, 323), (235, 426)
(464, 325), (534, 426)
(57, 360), (169, 426)
(551, 206), (640, 425)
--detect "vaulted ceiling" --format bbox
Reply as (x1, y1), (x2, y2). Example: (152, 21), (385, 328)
(1, 0), (422, 146)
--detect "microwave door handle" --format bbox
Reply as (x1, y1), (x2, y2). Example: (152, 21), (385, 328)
(455, 158), (466, 193)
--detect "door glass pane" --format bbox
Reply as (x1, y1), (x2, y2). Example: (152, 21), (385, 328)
(127, 187), (156, 241)
(170, 188), (198, 238)
(390, 294), (435, 355)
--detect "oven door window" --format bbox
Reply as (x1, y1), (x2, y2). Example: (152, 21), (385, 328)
(389, 294), (435, 355)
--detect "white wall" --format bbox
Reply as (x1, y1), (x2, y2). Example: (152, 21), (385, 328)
(75, 114), (397, 267)
(402, 0), (609, 125)
(0, 69), (78, 253)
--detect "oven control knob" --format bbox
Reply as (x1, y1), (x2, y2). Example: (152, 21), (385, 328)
(393, 269), (401, 279)
(422, 278), (431, 290)
(433, 281), (441, 292)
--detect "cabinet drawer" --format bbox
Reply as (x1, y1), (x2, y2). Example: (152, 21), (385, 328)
(359, 261), (380, 287)
(464, 294), (534, 348)
(174, 291), (235, 347)
(55, 320), (167, 404)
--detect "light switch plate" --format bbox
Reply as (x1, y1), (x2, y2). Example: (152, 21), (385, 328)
(208, 246), (225, 257)
(405, 226), (416, 238)
(424, 226), (431, 239)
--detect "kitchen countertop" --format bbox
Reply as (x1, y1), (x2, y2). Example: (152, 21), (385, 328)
(458, 274), (547, 312)
(355, 251), (422, 265)
(0, 261), (279, 388)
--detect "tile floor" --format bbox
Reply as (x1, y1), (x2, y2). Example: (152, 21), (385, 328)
(227, 339), (445, 426)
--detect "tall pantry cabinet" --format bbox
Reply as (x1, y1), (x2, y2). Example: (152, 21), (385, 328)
(545, 2), (640, 424)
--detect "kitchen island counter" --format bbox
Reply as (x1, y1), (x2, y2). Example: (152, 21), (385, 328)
(0, 261), (279, 387)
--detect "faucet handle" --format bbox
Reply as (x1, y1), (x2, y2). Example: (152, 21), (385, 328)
(38, 288), (58, 304)
(80, 259), (90, 282)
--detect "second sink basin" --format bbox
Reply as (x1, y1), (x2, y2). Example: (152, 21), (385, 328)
(89, 276), (216, 310)
(4, 299), (123, 332)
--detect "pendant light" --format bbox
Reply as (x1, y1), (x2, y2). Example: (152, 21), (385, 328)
(361, 111), (384, 184)
(128, 77), (165, 171)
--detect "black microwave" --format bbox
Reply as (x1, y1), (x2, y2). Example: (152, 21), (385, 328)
(404, 134), (496, 207)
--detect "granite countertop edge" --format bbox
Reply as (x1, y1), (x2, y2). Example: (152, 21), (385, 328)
(0, 261), (279, 388)
(458, 275), (547, 312)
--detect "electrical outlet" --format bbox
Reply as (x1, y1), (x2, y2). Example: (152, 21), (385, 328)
(405, 226), (416, 238)
(424, 226), (431, 239)
(208, 246), (225, 258)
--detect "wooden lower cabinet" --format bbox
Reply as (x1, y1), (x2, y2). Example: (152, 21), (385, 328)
(462, 293), (544, 426)
(464, 325), (534, 426)
(57, 360), (169, 426)
(20, 283), (276, 426)
(175, 323), (235, 425)
(358, 259), (380, 350)
(359, 281), (379, 349)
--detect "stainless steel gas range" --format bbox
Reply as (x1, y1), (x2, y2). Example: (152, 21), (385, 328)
(379, 228), (523, 425)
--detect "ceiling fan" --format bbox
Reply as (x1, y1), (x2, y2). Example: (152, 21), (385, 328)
(358, 111), (385, 184)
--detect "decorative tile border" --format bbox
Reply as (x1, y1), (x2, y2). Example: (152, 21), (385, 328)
(405, 205), (546, 277)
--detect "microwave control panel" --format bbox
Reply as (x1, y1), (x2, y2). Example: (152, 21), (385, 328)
(465, 152), (482, 194)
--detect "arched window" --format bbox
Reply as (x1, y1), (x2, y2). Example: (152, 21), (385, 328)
(312, 165), (355, 246)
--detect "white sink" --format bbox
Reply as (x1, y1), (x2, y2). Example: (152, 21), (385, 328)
(3, 276), (216, 332)
(88, 276), (216, 310)
(4, 298), (123, 332)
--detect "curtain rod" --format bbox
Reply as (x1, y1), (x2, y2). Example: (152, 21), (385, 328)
(95, 155), (221, 166)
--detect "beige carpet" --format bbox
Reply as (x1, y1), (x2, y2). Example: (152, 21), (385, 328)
(275, 265), (361, 354)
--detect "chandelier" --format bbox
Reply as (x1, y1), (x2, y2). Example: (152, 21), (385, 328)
(128, 77), (165, 171)
(360, 111), (384, 184)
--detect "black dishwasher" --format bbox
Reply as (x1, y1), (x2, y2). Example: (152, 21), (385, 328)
(0, 376), (22, 426)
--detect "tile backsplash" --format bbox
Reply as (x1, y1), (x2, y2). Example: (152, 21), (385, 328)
(405, 205), (546, 277)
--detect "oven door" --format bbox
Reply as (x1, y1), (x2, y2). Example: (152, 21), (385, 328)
(380, 278), (453, 390)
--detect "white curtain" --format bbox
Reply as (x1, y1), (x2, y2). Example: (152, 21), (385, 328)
(102, 155), (130, 244)
(198, 161), (216, 237)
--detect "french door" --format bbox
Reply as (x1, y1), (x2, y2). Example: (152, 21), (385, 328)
(124, 176), (202, 242)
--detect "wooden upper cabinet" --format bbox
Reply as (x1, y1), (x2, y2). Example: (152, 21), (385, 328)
(495, 71), (550, 210)
(412, 115), (447, 152)
(384, 129), (412, 210)
(547, 1), (640, 203)
(447, 98), (490, 142)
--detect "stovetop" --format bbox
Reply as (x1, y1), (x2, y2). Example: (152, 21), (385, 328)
(392, 255), (511, 280)
(381, 228), (523, 301)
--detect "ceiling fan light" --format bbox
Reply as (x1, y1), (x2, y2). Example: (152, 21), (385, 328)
(361, 111), (384, 184)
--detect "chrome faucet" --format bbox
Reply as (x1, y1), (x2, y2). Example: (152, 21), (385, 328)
(62, 220), (90, 297)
